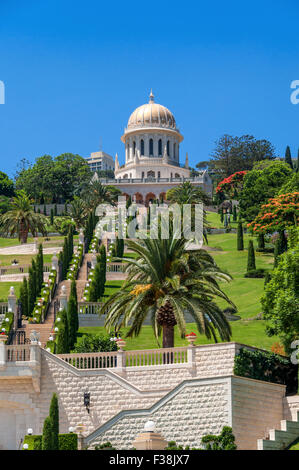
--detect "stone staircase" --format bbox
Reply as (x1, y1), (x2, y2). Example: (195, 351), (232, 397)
(257, 411), (299, 450)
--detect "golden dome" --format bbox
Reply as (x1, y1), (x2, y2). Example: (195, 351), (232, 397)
(127, 91), (176, 130)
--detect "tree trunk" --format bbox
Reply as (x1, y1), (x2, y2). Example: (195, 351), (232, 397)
(162, 324), (174, 348)
(19, 226), (28, 244)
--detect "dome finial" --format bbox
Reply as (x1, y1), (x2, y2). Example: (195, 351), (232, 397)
(149, 89), (154, 103)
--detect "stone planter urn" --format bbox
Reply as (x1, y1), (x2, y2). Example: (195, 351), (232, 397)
(186, 332), (197, 346)
(116, 339), (126, 351)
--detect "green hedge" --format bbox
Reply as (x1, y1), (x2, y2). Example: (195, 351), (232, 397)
(234, 347), (298, 395)
(67, 243), (84, 281)
(23, 433), (77, 450)
(0, 311), (14, 342)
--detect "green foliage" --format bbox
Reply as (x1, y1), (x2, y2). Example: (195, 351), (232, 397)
(201, 426), (237, 450)
(0, 195), (11, 215)
(42, 416), (54, 450)
(67, 292), (78, 350)
(72, 333), (117, 353)
(274, 231), (288, 267)
(237, 221), (244, 251)
(23, 433), (77, 450)
(257, 233), (265, 251)
(239, 162), (292, 223)
(234, 347), (298, 395)
(278, 172), (299, 195)
(210, 134), (275, 177)
(0, 191), (47, 243)
(233, 205), (237, 222)
(19, 276), (29, 318)
(58, 433), (78, 450)
(49, 393), (59, 450)
(15, 153), (91, 203)
(244, 268), (265, 278)
(0, 311), (14, 341)
(0, 171), (14, 197)
(55, 308), (69, 354)
(50, 208), (54, 225)
(262, 228), (299, 354)
(285, 145), (293, 169)
(94, 442), (116, 450)
(246, 240), (256, 272)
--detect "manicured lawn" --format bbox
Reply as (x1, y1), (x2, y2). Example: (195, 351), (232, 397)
(103, 280), (124, 297)
(206, 210), (238, 229)
(0, 254), (52, 266)
(78, 320), (278, 351)
(0, 235), (77, 249)
(0, 282), (21, 301)
(206, 230), (274, 319)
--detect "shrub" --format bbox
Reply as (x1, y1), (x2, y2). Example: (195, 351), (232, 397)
(49, 393), (59, 450)
(58, 433), (78, 450)
(244, 268), (265, 278)
(72, 334), (117, 353)
(246, 240), (256, 272)
(42, 416), (54, 450)
(95, 442), (116, 450)
(234, 347), (298, 395)
(237, 221), (244, 250)
(201, 426), (237, 450)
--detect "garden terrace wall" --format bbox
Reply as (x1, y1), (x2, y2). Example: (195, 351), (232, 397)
(0, 342), (292, 450)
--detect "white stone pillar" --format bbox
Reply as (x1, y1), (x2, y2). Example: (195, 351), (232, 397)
(8, 286), (17, 330)
(51, 253), (59, 272)
(0, 335), (7, 365)
(79, 229), (84, 246)
(91, 253), (97, 269)
(59, 285), (68, 311)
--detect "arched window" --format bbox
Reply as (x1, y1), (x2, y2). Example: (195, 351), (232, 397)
(167, 140), (170, 156)
(142, 172), (145, 179)
(147, 170), (155, 178)
(133, 141), (136, 155)
(175, 173), (180, 178)
(149, 138), (154, 156)
(158, 139), (162, 156)
(173, 143), (176, 159)
(141, 139), (144, 155)
(158, 171), (161, 178)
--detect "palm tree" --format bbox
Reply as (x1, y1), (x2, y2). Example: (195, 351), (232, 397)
(0, 191), (47, 243)
(166, 181), (211, 206)
(166, 181), (211, 243)
(69, 196), (88, 229)
(101, 228), (234, 348)
(82, 181), (121, 211)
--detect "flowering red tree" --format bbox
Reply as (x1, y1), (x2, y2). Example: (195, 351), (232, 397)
(247, 192), (299, 234)
(216, 171), (247, 199)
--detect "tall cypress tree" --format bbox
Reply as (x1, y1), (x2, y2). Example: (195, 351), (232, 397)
(233, 205), (237, 222)
(257, 233), (265, 251)
(42, 416), (54, 450)
(237, 220), (244, 251)
(50, 208), (54, 225)
(274, 230), (288, 267)
(285, 145), (293, 169)
(55, 308), (69, 353)
(247, 240), (256, 272)
(28, 267), (35, 316)
(49, 393), (59, 450)
(38, 244), (44, 292)
(20, 277), (29, 318)
(67, 292), (78, 350)
(296, 149), (299, 173)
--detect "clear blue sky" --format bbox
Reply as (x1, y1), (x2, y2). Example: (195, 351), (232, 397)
(1, 0), (299, 178)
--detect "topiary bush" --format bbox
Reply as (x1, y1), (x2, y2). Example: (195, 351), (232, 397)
(244, 268), (265, 278)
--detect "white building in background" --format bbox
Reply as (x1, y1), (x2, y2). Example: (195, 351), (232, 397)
(86, 151), (115, 173)
(92, 91), (213, 204)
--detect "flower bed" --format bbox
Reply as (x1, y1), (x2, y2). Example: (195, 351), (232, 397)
(28, 269), (57, 324)
(66, 243), (84, 281)
(88, 235), (99, 253)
